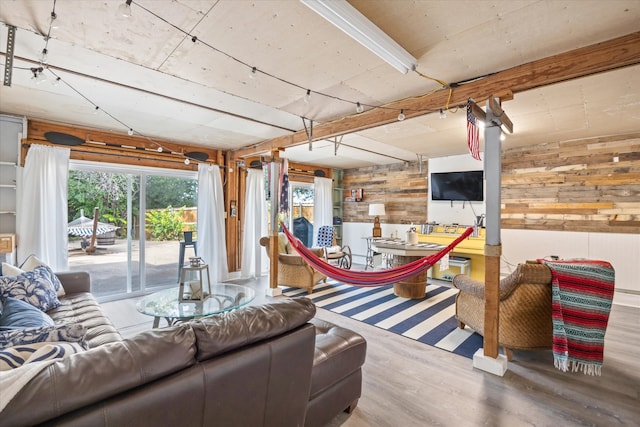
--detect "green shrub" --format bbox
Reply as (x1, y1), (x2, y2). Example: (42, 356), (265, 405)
(146, 206), (185, 241)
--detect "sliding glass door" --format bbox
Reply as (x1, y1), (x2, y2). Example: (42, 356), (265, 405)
(67, 161), (197, 300)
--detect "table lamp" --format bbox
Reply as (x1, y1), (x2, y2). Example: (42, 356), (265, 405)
(369, 203), (385, 237)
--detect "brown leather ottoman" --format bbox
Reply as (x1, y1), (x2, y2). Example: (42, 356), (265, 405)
(305, 318), (367, 427)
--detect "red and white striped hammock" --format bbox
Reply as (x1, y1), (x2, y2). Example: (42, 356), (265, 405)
(280, 223), (474, 286)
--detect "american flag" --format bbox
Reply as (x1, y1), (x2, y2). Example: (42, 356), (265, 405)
(467, 99), (481, 161)
(279, 158), (289, 213)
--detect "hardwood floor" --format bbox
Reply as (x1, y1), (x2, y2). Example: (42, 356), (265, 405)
(101, 274), (640, 427)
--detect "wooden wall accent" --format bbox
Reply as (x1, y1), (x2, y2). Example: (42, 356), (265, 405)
(341, 133), (639, 235)
(24, 119), (223, 170)
(342, 161), (428, 225)
(501, 133), (640, 234)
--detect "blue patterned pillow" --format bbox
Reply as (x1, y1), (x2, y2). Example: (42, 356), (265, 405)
(0, 266), (62, 312)
(0, 323), (87, 349)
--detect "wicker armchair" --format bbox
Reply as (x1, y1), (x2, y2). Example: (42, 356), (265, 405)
(452, 263), (553, 360)
(259, 233), (327, 294)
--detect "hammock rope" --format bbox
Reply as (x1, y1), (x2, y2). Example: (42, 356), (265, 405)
(280, 223), (474, 286)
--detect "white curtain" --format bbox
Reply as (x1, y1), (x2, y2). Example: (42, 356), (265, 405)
(313, 176), (333, 245)
(197, 164), (228, 282)
(17, 144), (70, 270)
(240, 168), (268, 278)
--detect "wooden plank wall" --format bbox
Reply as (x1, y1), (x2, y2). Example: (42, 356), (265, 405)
(501, 133), (640, 234)
(342, 161), (428, 225)
(341, 133), (640, 235)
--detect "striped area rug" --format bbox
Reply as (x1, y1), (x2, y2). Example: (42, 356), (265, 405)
(282, 280), (484, 359)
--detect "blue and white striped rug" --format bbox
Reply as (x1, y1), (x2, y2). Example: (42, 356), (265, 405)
(282, 280), (483, 359)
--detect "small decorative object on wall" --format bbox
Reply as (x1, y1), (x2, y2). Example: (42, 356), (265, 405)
(369, 203), (385, 237)
(351, 188), (364, 202)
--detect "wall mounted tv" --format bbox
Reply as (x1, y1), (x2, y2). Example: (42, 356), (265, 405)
(431, 170), (484, 201)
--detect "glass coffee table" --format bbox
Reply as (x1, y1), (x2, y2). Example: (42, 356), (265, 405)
(136, 284), (256, 328)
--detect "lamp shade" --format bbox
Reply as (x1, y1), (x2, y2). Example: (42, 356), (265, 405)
(368, 203), (386, 216)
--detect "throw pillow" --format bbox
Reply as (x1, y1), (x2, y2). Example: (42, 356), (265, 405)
(0, 341), (86, 371)
(0, 297), (55, 330)
(1, 263), (23, 277)
(0, 266), (62, 312)
(17, 255), (65, 297)
(0, 323), (87, 350)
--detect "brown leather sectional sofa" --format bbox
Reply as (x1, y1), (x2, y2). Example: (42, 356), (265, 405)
(2, 272), (367, 426)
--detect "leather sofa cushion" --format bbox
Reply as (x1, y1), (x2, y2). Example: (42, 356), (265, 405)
(2, 324), (197, 426)
(192, 297), (316, 361)
(47, 292), (122, 348)
(308, 318), (367, 398)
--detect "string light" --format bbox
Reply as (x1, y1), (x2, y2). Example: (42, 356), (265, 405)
(30, 67), (46, 84)
(249, 66), (257, 79)
(50, 11), (59, 29)
(439, 109), (446, 119)
(118, 0), (132, 18)
(356, 102), (364, 113)
(127, 128), (134, 136)
(184, 157), (190, 165)
(397, 109), (405, 121)
(93, 106), (100, 114)
(128, 0), (458, 121)
(157, 146), (163, 152)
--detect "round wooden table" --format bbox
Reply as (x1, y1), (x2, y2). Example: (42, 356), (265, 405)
(372, 241), (446, 299)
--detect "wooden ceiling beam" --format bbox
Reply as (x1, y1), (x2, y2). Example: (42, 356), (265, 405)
(26, 119), (222, 165)
(232, 31), (640, 158)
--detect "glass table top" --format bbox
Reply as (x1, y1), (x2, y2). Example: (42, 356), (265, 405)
(136, 284), (256, 320)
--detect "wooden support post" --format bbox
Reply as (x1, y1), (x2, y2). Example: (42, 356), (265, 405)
(470, 97), (510, 375)
(483, 244), (502, 358)
(266, 156), (282, 296)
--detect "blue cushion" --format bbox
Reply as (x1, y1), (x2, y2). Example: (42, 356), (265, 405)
(0, 265), (61, 312)
(0, 297), (55, 330)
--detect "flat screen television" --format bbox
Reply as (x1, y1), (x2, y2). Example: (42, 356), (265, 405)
(431, 170), (484, 201)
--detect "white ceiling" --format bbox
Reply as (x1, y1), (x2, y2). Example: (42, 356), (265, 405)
(0, 0), (639, 168)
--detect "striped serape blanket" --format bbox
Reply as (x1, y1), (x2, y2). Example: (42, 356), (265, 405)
(539, 259), (615, 376)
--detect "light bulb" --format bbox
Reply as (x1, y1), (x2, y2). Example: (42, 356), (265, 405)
(118, 0), (132, 17)
(249, 67), (257, 79)
(304, 89), (311, 104)
(439, 109), (446, 119)
(356, 102), (364, 113)
(157, 146), (163, 152)
(398, 109), (405, 121)
(32, 68), (46, 84)
(50, 12), (59, 29)
(184, 158), (190, 165)
(127, 128), (134, 136)
(51, 76), (61, 87)
(93, 106), (100, 114)
(40, 48), (48, 64)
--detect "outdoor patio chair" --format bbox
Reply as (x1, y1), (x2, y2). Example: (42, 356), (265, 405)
(315, 226), (352, 269)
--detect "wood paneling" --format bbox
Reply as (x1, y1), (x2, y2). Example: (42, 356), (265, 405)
(342, 134), (639, 235)
(342, 162), (428, 224)
(501, 133), (640, 234)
